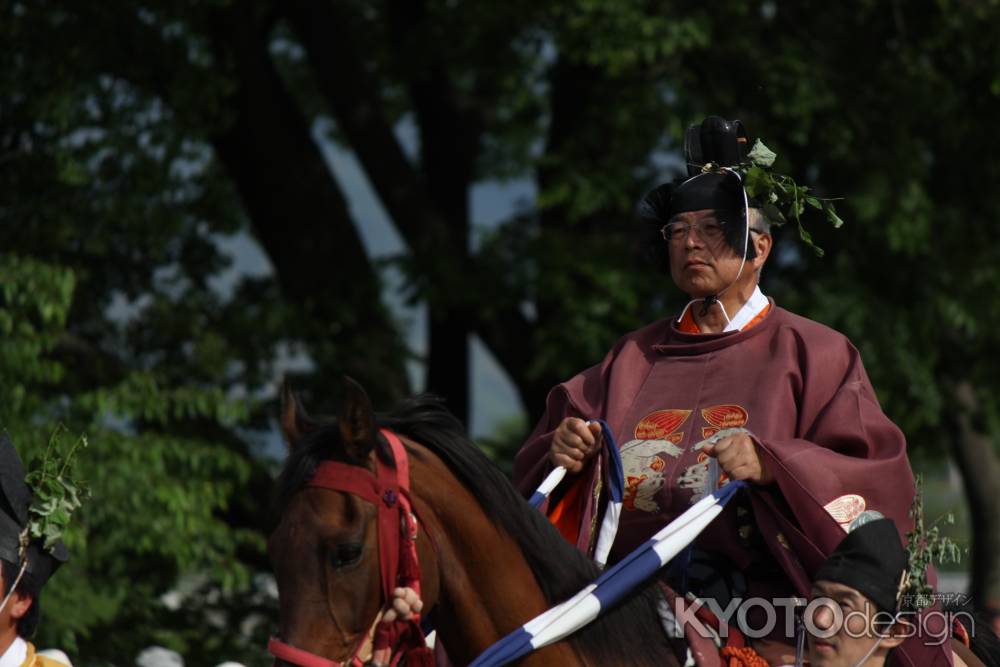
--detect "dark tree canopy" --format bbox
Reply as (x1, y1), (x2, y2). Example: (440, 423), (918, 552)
(3, 0), (1000, 662)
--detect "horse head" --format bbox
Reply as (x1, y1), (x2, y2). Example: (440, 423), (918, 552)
(268, 378), (439, 666)
(268, 378), (676, 667)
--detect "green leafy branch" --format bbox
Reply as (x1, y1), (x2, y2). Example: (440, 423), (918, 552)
(25, 426), (90, 552)
(902, 474), (963, 610)
(719, 139), (844, 257)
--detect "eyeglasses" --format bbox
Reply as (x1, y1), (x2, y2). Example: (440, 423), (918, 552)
(660, 220), (768, 244)
(660, 219), (727, 244)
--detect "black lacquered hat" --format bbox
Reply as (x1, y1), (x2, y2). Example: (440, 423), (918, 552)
(815, 518), (907, 615)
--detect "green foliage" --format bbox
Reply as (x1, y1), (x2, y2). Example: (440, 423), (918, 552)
(904, 475), (963, 609)
(745, 140), (776, 168)
(0, 258), (75, 410)
(0, 255), (268, 664)
(734, 140), (844, 257)
(26, 428), (89, 552)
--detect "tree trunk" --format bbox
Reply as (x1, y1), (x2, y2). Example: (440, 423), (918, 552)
(950, 382), (1000, 631)
(284, 0), (476, 423)
(391, 0), (477, 426)
(207, 5), (410, 407)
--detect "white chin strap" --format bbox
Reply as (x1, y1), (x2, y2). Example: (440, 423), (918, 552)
(677, 296), (732, 327)
(793, 634), (883, 667)
(851, 636), (883, 667)
(676, 167), (752, 327)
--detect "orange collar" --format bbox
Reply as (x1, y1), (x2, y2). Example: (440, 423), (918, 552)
(677, 302), (771, 334)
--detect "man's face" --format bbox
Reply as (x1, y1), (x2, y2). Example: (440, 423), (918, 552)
(806, 581), (900, 667)
(666, 208), (751, 298)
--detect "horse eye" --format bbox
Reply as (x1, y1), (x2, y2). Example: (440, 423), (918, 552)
(330, 543), (363, 568)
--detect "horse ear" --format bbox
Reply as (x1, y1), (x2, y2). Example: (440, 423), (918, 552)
(280, 380), (317, 449)
(338, 376), (376, 460)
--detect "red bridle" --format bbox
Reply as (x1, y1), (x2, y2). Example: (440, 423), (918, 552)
(269, 428), (433, 667)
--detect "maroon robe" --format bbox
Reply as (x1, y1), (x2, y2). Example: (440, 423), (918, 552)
(513, 303), (950, 666)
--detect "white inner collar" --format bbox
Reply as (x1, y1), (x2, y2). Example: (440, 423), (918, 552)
(0, 637), (27, 667)
(722, 285), (769, 332)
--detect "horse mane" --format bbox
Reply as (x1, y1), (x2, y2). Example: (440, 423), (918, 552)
(274, 394), (674, 666)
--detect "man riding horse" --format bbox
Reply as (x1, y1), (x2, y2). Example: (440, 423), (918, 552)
(513, 117), (951, 665)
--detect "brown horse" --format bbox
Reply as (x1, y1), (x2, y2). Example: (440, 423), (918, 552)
(268, 380), (680, 667)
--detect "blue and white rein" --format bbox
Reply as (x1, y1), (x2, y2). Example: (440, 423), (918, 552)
(471, 422), (746, 667)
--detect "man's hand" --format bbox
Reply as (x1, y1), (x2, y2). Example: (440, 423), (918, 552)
(702, 431), (774, 485)
(549, 417), (602, 474)
(381, 586), (423, 622)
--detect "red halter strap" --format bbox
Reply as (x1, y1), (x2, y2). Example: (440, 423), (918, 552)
(269, 429), (431, 667)
(268, 637), (345, 667)
(307, 454), (404, 606)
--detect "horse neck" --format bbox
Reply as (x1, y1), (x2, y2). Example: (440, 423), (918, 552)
(409, 446), (583, 666)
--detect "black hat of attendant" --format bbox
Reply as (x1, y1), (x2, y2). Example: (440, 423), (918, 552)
(0, 435), (69, 586)
(814, 518), (907, 616)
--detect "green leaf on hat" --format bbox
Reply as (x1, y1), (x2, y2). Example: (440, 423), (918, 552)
(761, 202), (786, 226)
(903, 475), (963, 609)
(24, 429), (89, 556)
(797, 223), (825, 257)
(747, 139), (777, 167)
(733, 138), (842, 257)
(824, 201), (845, 229)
